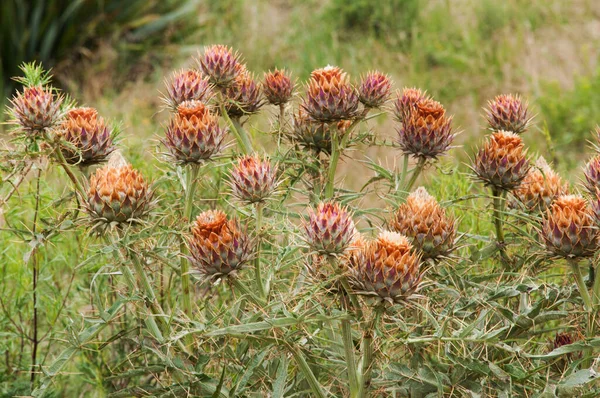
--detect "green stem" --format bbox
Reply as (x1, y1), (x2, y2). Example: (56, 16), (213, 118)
(592, 259), (600, 306)
(358, 306), (383, 397)
(181, 164), (200, 320)
(47, 133), (86, 199)
(325, 124), (341, 199)
(491, 188), (511, 266)
(569, 259), (593, 312)
(404, 156), (426, 193)
(569, 259), (594, 366)
(399, 153), (409, 191)
(217, 92), (253, 153)
(341, 294), (359, 397)
(254, 202), (266, 298)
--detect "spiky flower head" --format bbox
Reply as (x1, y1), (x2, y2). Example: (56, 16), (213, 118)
(583, 155), (600, 195)
(473, 130), (530, 190)
(397, 99), (455, 159)
(263, 69), (293, 105)
(164, 69), (213, 111)
(484, 94), (531, 134)
(229, 155), (279, 204)
(9, 85), (63, 134)
(358, 71), (392, 108)
(87, 163), (152, 225)
(304, 202), (356, 255)
(197, 44), (242, 87)
(391, 187), (456, 259)
(303, 65), (359, 122)
(59, 107), (115, 166)
(541, 195), (599, 258)
(512, 156), (567, 212)
(164, 101), (226, 164)
(223, 70), (263, 117)
(393, 87), (430, 122)
(348, 231), (421, 303)
(188, 210), (252, 278)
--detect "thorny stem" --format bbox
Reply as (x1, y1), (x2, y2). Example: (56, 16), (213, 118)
(341, 294), (359, 397)
(217, 91), (253, 154)
(399, 153), (409, 191)
(325, 124), (340, 199)
(180, 164), (200, 322)
(491, 188), (511, 266)
(568, 259), (594, 366)
(404, 156), (426, 193)
(45, 131), (86, 199)
(592, 258), (600, 306)
(30, 167), (42, 387)
(278, 103), (285, 146)
(254, 202), (267, 298)
(358, 306), (383, 398)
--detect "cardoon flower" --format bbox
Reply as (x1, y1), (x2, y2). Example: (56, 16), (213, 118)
(583, 155), (600, 195)
(59, 107), (115, 166)
(512, 156), (567, 212)
(391, 187), (456, 259)
(541, 195), (599, 258)
(358, 71), (392, 108)
(10, 85), (63, 134)
(163, 69), (213, 111)
(196, 44), (242, 87)
(473, 131), (530, 190)
(224, 70), (263, 117)
(229, 155), (278, 204)
(393, 87), (430, 122)
(87, 163), (152, 224)
(348, 231), (421, 303)
(302, 66), (359, 122)
(188, 210), (252, 278)
(164, 101), (226, 164)
(485, 94), (531, 134)
(304, 202), (356, 255)
(397, 99), (455, 160)
(263, 69), (293, 105)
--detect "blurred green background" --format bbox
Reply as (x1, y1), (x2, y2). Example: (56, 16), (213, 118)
(2, 0), (600, 171)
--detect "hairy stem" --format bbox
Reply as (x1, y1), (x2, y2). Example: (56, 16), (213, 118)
(217, 92), (253, 153)
(491, 188), (511, 266)
(404, 156), (426, 193)
(254, 202), (266, 298)
(569, 259), (593, 312)
(325, 125), (340, 199)
(30, 167), (42, 387)
(358, 306), (383, 398)
(287, 344), (328, 398)
(341, 294), (359, 397)
(180, 164), (200, 321)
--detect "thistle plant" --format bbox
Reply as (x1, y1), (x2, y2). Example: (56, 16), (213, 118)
(5, 51), (600, 398)
(473, 129), (530, 265)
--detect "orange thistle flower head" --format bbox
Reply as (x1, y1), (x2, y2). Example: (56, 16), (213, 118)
(397, 99), (455, 159)
(473, 130), (530, 190)
(391, 187), (456, 259)
(87, 163), (152, 224)
(541, 195), (599, 258)
(59, 107), (115, 166)
(348, 231), (421, 303)
(188, 210), (252, 278)
(302, 65), (359, 122)
(512, 156), (567, 212)
(393, 87), (430, 122)
(164, 100), (226, 164)
(263, 69), (293, 105)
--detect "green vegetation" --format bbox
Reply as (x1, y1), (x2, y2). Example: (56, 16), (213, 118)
(1, 1), (600, 396)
